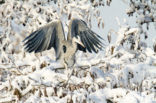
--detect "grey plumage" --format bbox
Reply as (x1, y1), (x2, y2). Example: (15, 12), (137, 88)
(23, 18), (104, 68)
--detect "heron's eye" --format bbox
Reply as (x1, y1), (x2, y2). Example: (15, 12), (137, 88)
(63, 45), (66, 53)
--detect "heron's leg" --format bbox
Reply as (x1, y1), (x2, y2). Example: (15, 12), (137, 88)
(62, 63), (74, 85)
(65, 67), (74, 84)
(64, 62), (69, 75)
(63, 62), (71, 84)
(63, 62), (68, 70)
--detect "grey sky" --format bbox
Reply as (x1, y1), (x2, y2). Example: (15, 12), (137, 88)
(91, 0), (156, 48)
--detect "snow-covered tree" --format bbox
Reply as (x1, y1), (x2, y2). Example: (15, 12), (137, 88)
(0, 0), (155, 103)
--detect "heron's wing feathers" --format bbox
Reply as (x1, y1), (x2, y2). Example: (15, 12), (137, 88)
(23, 20), (65, 53)
(68, 19), (104, 53)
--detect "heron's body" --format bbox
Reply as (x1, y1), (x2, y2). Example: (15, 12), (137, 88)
(23, 18), (104, 69)
(58, 40), (77, 67)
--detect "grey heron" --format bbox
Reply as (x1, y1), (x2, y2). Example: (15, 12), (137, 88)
(23, 18), (104, 84)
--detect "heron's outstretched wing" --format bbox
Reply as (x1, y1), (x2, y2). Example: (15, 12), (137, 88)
(23, 20), (65, 57)
(68, 19), (104, 53)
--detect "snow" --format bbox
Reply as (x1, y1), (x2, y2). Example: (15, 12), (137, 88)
(0, 0), (156, 103)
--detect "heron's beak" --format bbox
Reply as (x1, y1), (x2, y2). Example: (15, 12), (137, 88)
(73, 37), (85, 47)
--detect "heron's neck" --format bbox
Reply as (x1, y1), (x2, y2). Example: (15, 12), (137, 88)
(72, 40), (77, 48)
(71, 40), (76, 46)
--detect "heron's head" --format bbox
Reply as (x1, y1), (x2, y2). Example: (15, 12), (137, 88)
(72, 37), (84, 47)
